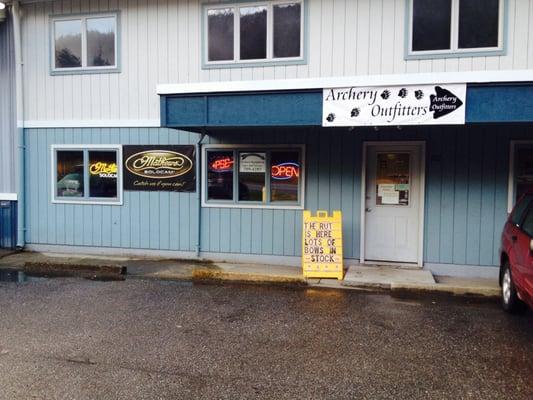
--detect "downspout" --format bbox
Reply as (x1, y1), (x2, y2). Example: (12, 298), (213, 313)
(12, 1), (25, 249)
(195, 131), (206, 257)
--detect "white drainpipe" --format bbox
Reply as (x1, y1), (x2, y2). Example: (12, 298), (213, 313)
(12, 0), (25, 248)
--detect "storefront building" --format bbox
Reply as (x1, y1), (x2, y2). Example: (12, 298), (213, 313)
(3, 0), (533, 278)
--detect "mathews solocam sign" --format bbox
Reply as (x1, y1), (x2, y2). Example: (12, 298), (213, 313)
(123, 145), (196, 192)
(322, 84), (466, 127)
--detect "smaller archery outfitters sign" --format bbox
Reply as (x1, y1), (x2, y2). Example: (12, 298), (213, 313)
(123, 145), (196, 192)
(323, 84), (466, 127)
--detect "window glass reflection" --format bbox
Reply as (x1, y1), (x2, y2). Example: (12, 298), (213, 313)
(239, 6), (267, 60)
(208, 8), (234, 61)
(54, 19), (82, 68)
(87, 17), (116, 67)
(273, 3), (301, 58)
(56, 151), (84, 197)
(271, 151), (299, 202)
(207, 151), (234, 200)
(89, 151), (118, 198)
(239, 152), (266, 201)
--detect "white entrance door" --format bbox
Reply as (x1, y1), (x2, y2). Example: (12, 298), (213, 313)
(364, 143), (424, 264)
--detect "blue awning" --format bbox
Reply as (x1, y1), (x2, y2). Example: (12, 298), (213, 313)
(160, 83), (533, 130)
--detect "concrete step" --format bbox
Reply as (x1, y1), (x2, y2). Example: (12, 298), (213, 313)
(342, 265), (436, 289)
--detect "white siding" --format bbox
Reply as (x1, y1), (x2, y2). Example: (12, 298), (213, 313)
(0, 11), (17, 193)
(20, 0), (533, 123)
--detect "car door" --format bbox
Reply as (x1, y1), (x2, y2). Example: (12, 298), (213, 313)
(514, 206), (533, 304)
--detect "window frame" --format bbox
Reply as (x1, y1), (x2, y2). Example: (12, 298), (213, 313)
(202, 144), (305, 209)
(405, 0), (506, 60)
(508, 140), (533, 213)
(51, 144), (123, 205)
(202, 0), (306, 68)
(50, 11), (120, 75)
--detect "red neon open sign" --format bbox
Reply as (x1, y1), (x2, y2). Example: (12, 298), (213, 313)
(271, 162), (299, 180)
(210, 157), (234, 172)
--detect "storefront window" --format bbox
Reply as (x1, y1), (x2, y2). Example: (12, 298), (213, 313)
(56, 151), (84, 197)
(207, 151), (234, 200)
(271, 151), (300, 202)
(204, 146), (304, 208)
(376, 153), (410, 206)
(53, 146), (122, 204)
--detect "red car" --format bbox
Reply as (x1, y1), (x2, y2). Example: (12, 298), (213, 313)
(500, 193), (533, 313)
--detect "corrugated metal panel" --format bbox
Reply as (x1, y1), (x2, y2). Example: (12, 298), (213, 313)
(0, 200), (17, 249)
(19, 0), (533, 123)
(0, 10), (16, 193)
(25, 126), (523, 267)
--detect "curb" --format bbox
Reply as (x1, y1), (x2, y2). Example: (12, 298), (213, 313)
(191, 268), (307, 286)
(22, 261), (127, 280)
(390, 282), (501, 299)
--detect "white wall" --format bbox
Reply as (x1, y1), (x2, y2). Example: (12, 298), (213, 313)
(20, 0), (533, 123)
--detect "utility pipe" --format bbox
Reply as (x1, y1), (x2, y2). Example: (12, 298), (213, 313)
(195, 132), (206, 257)
(12, 0), (25, 249)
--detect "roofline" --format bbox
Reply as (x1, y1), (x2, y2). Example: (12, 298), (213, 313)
(157, 69), (533, 96)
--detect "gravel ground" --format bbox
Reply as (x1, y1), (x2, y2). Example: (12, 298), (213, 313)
(0, 277), (531, 400)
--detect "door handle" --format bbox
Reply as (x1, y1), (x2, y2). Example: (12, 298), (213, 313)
(511, 235), (517, 243)
(365, 208), (372, 212)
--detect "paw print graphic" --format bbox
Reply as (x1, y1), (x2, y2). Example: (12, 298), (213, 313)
(326, 113), (336, 123)
(351, 108), (360, 117)
(414, 90), (424, 100)
(381, 90), (391, 100)
(398, 88), (408, 98)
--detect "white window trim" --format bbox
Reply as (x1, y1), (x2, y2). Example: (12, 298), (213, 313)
(202, 144), (305, 210)
(203, 0), (304, 66)
(50, 12), (119, 73)
(406, 0), (505, 58)
(507, 140), (533, 213)
(51, 144), (123, 206)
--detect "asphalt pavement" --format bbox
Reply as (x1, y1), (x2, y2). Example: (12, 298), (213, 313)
(0, 277), (531, 400)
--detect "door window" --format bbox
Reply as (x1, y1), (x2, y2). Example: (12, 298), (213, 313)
(375, 153), (410, 206)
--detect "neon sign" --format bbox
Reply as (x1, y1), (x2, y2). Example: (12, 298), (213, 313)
(210, 157), (234, 172)
(271, 162), (299, 180)
(89, 162), (118, 178)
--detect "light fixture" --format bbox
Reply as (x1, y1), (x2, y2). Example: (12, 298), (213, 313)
(0, 3), (6, 24)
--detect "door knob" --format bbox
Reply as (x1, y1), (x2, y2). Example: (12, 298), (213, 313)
(365, 208), (372, 212)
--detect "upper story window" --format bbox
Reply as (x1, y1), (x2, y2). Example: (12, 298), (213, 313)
(204, 1), (304, 67)
(407, 0), (504, 58)
(51, 13), (119, 74)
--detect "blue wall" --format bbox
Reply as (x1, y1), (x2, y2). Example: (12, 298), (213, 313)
(24, 125), (530, 266)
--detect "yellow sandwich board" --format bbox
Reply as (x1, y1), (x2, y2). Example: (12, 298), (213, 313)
(302, 210), (344, 280)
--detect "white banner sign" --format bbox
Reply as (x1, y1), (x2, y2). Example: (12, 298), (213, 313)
(322, 84), (466, 127)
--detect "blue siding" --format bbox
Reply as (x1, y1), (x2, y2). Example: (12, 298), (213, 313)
(24, 125), (531, 267)
(0, 200), (17, 249)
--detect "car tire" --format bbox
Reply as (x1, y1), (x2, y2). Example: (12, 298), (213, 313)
(501, 261), (526, 314)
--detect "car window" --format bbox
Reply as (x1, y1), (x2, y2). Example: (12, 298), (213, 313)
(521, 207), (533, 237)
(511, 194), (533, 226)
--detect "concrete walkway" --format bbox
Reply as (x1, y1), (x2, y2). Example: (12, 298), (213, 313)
(0, 251), (500, 298)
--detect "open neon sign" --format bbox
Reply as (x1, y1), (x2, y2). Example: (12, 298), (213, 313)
(271, 162), (299, 180)
(210, 157), (234, 172)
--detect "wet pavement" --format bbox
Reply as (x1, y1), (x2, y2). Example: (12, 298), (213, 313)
(0, 278), (531, 400)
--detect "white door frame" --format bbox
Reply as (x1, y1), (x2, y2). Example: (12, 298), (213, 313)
(359, 141), (426, 267)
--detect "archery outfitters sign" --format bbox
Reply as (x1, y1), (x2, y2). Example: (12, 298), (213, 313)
(302, 210), (344, 280)
(323, 84), (466, 127)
